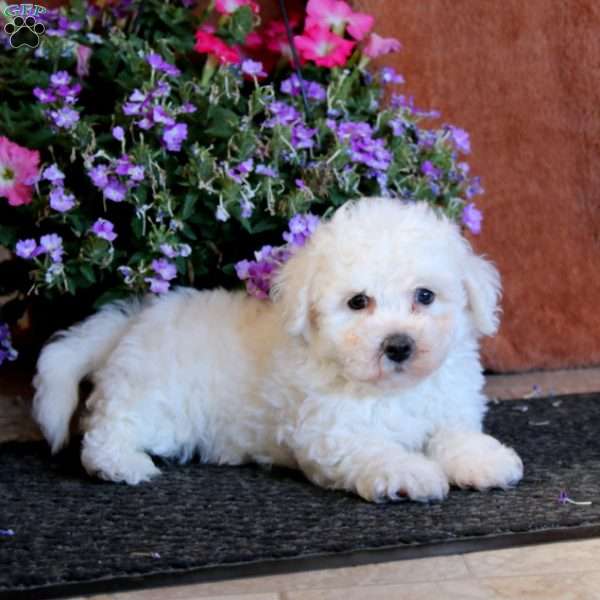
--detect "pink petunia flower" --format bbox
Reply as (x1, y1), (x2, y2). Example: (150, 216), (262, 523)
(214, 0), (259, 15)
(0, 137), (40, 207)
(305, 0), (374, 41)
(363, 33), (402, 59)
(194, 30), (241, 64)
(294, 25), (355, 68)
(75, 44), (92, 78)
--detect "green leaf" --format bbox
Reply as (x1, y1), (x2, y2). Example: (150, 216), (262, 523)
(225, 5), (254, 45)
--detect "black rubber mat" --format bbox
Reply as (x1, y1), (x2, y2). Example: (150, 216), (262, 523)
(2, 393), (600, 599)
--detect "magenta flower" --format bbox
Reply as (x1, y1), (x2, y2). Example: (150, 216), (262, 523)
(363, 33), (401, 59)
(91, 218), (117, 242)
(0, 136), (41, 207)
(15, 239), (39, 259)
(305, 0), (373, 41)
(49, 187), (76, 212)
(294, 25), (355, 68)
(162, 123), (188, 152)
(462, 203), (483, 235)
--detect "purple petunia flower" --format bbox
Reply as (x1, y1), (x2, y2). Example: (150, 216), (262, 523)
(91, 218), (117, 242)
(280, 74), (326, 102)
(226, 159), (254, 183)
(462, 202), (483, 235)
(0, 323), (18, 366)
(153, 106), (175, 126)
(42, 164), (65, 184)
(55, 83), (81, 104)
(215, 204), (230, 222)
(151, 258), (177, 281)
(240, 197), (255, 218)
(421, 160), (442, 179)
(162, 123), (187, 152)
(50, 71), (71, 87)
(160, 244), (178, 258)
(332, 121), (393, 174)
(49, 107), (79, 129)
(145, 277), (171, 294)
(447, 126), (471, 154)
(88, 164), (110, 190)
(39, 233), (64, 262)
(392, 94), (441, 119)
(15, 239), (38, 259)
(112, 126), (125, 141)
(103, 179), (127, 202)
(291, 123), (317, 150)
(235, 245), (292, 300)
(146, 53), (181, 77)
(179, 103), (197, 114)
(255, 164), (277, 177)
(466, 176), (484, 199)
(380, 67), (405, 85)
(241, 59), (266, 78)
(49, 187), (76, 212)
(264, 102), (301, 128)
(283, 213), (320, 246)
(33, 87), (57, 104)
(160, 243), (192, 258)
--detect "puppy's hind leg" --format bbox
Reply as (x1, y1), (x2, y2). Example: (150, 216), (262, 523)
(81, 423), (161, 484)
(80, 386), (161, 485)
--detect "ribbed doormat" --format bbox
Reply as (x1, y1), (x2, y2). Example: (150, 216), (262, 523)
(2, 393), (600, 600)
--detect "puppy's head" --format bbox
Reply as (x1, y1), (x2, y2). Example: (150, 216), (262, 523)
(272, 198), (501, 389)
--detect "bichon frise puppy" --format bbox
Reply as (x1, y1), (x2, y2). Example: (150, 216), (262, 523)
(33, 198), (523, 502)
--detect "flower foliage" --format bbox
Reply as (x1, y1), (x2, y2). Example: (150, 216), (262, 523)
(0, 0), (485, 365)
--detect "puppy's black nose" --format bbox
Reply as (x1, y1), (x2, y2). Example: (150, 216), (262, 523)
(382, 334), (415, 363)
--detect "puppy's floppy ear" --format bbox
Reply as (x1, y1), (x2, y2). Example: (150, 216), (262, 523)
(463, 250), (502, 337)
(271, 244), (318, 338)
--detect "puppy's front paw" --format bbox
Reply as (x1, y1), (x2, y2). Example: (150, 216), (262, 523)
(442, 434), (523, 491)
(355, 454), (449, 503)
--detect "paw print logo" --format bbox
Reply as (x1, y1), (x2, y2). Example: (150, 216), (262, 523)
(4, 15), (45, 49)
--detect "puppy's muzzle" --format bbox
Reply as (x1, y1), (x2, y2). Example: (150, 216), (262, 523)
(382, 334), (415, 364)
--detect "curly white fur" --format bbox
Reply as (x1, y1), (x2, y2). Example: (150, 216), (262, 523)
(33, 198), (523, 502)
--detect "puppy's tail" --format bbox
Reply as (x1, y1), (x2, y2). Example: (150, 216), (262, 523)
(33, 300), (140, 453)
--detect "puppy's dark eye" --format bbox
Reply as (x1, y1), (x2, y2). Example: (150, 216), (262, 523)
(347, 293), (370, 310)
(415, 288), (435, 305)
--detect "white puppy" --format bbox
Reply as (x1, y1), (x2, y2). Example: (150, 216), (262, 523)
(33, 198), (523, 502)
